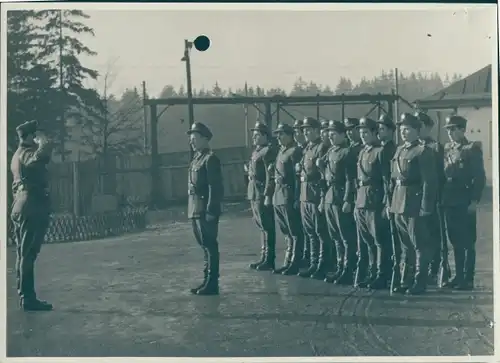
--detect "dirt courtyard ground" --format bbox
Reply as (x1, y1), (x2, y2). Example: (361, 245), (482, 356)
(6, 202), (495, 357)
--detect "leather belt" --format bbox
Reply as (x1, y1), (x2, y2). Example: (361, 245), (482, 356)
(300, 175), (321, 183)
(395, 179), (420, 186)
(358, 180), (375, 187)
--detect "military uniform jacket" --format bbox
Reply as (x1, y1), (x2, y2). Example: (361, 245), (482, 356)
(247, 144), (277, 201)
(355, 143), (391, 210)
(11, 141), (53, 216)
(389, 141), (437, 216)
(299, 140), (329, 204)
(187, 149), (224, 219)
(441, 139), (486, 207)
(349, 141), (363, 192)
(420, 137), (445, 203)
(272, 144), (303, 206)
(321, 142), (357, 206)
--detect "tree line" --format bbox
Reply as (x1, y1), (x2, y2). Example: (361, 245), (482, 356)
(7, 9), (463, 161)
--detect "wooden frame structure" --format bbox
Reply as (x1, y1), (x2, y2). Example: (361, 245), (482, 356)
(143, 93), (399, 207)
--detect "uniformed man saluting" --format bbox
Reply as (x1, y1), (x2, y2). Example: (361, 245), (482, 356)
(353, 117), (392, 289)
(389, 113), (438, 295)
(271, 123), (305, 275)
(187, 122), (224, 296)
(11, 120), (53, 311)
(318, 120), (358, 285)
(440, 115), (486, 290)
(246, 122), (278, 271)
(415, 111), (449, 286)
(297, 117), (331, 279)
(293, 119), (311, 268)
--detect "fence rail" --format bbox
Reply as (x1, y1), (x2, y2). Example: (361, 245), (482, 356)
(43, 146), (249, 215)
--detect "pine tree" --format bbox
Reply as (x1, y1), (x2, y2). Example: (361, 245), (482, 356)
(36, 9), (99, 161)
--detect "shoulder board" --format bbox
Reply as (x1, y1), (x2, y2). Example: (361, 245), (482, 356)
(470, 140), (482, 150)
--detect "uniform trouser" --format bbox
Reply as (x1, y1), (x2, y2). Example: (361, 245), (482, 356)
(387, 213), (402, 276)
(428, 208), (446, 275)
(275, 204), (304, 265)
(394, 214), (431, 284)
(192, 216), (220, 280)
(11, 211), (50, 301)
(250, 200), (276, 262)
(443, 206), (477, 283)
(325, 203), (357, 272)
(354, 208), (390, 279)
(300, 202), (331, 269)
(378, 214), (396, 278)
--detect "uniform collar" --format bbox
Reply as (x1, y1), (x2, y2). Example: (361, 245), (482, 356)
(403, 140), (420, 149)
(350, 140), (361, 148)
(452, 137), (468, 148)
(194, 148), (210, 159)
(307, 138), (321, 149)
(20, 142), (35, 148)
(420, 137), (434, 145)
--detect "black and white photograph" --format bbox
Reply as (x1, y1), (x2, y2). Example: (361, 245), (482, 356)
(1, 2), (498, 359)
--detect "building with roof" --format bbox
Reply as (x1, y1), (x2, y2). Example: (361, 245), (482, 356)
(414, 64), (493, 183)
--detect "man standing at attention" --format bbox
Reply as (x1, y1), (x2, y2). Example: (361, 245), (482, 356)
(318, 120), (358, 285)
(187, 122), (224, 296)
(247, 122), (278, 272)
(440, 115), (486, 291)
(297, 117), (331, 280)
(11, 120), (53, 311)
(271, 123), (305, 276)
(293, 119), (311, 268)
(376, 114), (398, 285)
(353, 117), (392, 289)
(389, 113), (437, 295)
(415, 111), (449, 286)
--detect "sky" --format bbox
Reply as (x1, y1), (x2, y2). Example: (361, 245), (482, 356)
(37, 6), (500, 97)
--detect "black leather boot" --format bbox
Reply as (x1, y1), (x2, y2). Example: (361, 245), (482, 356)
(20, 297), (53, 311)
(197, 245), (220, 295)
(274, 248), (292, 274)
(460, 248), (476, 291)
(335, 266), (354, 285)
(407, 251), (428, 295)
(249, 239), (266, 270)
(190, 268), (208, 294)
(191, 249), (209, 294)
(368, 274), (388, 290)
(257, 229), (276, 271)
(325, 263), (343, 283)
(392, 263), (414, 294)
(196, 274), (219, 296)
(442, 247), (465, 289)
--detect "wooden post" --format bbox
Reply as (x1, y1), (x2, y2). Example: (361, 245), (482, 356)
(149, 104), (165, 208)
(264, 101), (272, 130)
(316, 93), (320, 120)
(142, 81), (149, 154)
(341, 95), (345, 120)
(72, 159), (80, 216)
(387, 100), (395, 145)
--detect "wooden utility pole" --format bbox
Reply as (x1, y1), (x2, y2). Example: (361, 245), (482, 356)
(394, 67), (400, 144)
(142, 81), (148, 153)
(244, 81), (249, 148)
(58, 10), (66, 162)
(182, 39), (195, 160)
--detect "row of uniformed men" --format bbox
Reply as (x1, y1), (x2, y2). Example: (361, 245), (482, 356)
(244, 112), (486, 296)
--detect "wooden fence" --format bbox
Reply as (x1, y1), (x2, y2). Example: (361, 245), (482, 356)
(46, 146), (250, 215)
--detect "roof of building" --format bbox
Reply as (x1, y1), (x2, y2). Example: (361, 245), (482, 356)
(415, 64), (492, 110)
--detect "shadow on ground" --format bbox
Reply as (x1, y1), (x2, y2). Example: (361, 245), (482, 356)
(6, 202), (495, 357)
